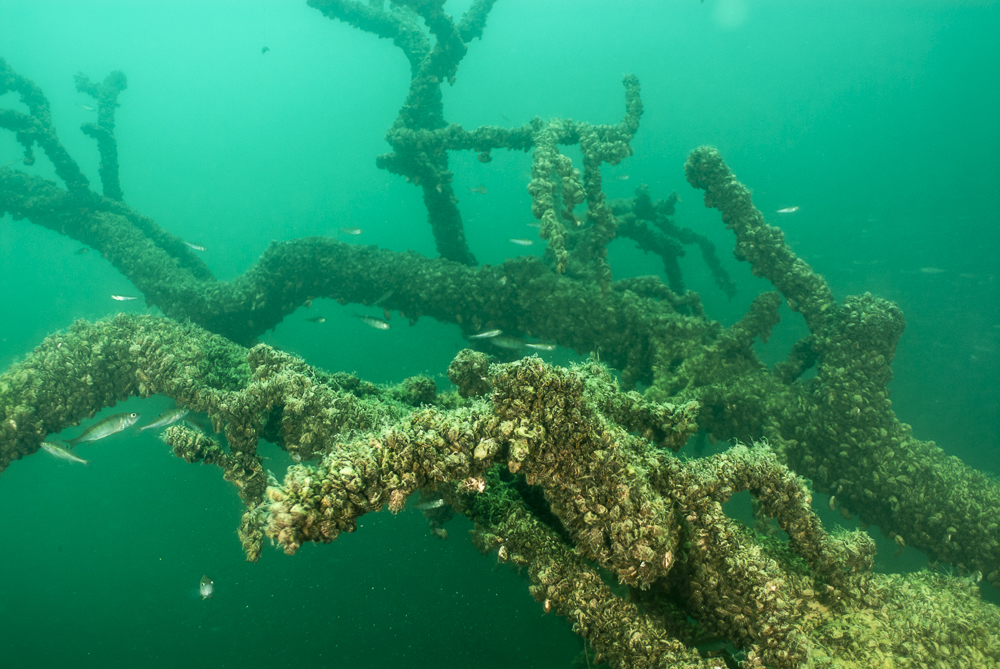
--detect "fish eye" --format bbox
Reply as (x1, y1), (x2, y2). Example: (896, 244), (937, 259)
(130, 413), (138, 418)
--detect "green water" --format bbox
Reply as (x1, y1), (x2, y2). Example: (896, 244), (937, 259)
(1, 1), (998, 667)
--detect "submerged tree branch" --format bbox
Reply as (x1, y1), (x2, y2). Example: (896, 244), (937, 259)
(74, 69), (127, 201)
(1, 314), (997, 667)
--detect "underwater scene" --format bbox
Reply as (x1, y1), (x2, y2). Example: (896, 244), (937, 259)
(1, 1), (998, 668)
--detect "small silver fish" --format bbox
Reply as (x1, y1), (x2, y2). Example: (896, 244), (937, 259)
(139, 408), (189, 432)
(40, 441), (90, 465)
(612, 174), (630, 181)
(183, 241), (206, 252)
(358, 315), (391, 330)
(469, 185), (488, 195)
(182, 418), (206, 434)
(340, 227), (363, 235)
(78, 104), (96, 111)
(199, 575), (213, 599)
(491, 336), (525, 350)
(469, 329), (503, 339)
(111, 295), (138, 301)
(776, 206), (799, 214)
(416, 498), (445, 510)
(305, 316), (326, 323)
(525, 343), (557, 351)
(66, 412), (141, 447)
(509, 238), (534, 246)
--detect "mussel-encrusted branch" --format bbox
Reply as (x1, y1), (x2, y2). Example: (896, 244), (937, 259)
(0, 57), (89, 192)
(2, 315), (998, 667)
(684, 147), (1000, 590)
(75, 70), (128, 201)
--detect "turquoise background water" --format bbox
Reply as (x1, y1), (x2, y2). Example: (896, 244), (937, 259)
(1, 1), (998, 667)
